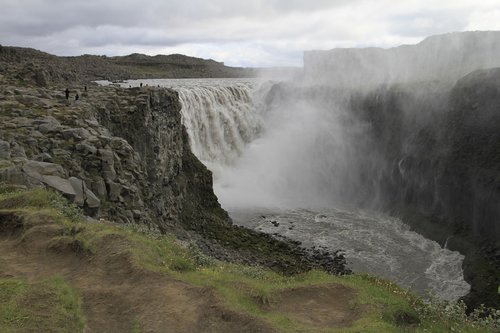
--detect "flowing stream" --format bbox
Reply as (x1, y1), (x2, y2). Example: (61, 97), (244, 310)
(104, 78), (471, 301)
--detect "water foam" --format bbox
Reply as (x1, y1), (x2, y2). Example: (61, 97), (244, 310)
(230, 208), (470, 301)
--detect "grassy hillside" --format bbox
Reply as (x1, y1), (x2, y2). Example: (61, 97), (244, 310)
(0, 187), (498, 332)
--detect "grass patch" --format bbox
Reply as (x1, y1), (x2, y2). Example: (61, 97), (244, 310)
(0, 276), (85, 333)
(131, 318), (142, 333)
(0, 186), (498, 332)
(0, 187), (82, 224)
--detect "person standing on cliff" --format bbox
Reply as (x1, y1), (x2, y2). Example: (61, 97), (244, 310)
(75, 93), (79, 101)
(65, 88), (69, 99)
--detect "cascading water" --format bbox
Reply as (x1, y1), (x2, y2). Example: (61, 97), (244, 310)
(177, 83), (263, 169)
(106, 77), (471, 301)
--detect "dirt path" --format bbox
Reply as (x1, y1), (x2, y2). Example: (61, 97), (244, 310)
(0, 216), (273, 333)
(270, 284), (362, 328)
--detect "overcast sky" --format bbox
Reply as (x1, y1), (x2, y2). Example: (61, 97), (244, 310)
(1, 0), (500, 67)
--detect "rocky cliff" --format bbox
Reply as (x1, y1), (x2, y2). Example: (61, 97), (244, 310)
(346, 69), (500, 246)
(350, 69), (500, 308)
(0, 74), (349, 276)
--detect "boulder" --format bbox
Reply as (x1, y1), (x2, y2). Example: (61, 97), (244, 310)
(69, 177), (85, 206)
(85, 189), (100, 208)
(41, 175), (76, 200)
(22, 160), (66, 179)
(69, 177), (100, 208)
(62, 127), (92, 141)
(37, 117), (61, 134)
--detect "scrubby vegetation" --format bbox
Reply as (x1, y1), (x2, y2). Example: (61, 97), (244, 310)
(0, 186), (499, 332)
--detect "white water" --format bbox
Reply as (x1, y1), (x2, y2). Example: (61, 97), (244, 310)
(100, 78), (470, 301)
(230, 208), (469, 301)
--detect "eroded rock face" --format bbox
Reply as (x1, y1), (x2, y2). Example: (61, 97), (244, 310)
(354, 69), (500, 243)
(0, 84), (229, 231)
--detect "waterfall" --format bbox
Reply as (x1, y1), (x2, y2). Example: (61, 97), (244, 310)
(96, 76), (472, 301)
(176, 82), (264, 170)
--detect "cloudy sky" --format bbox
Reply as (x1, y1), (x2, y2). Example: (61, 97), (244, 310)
(1, 0), (500, 67)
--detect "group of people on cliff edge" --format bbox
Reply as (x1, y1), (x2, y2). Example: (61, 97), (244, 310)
(65, 85), (87, 101)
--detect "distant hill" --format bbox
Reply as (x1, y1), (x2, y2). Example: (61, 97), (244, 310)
(0, 45), (258, 86)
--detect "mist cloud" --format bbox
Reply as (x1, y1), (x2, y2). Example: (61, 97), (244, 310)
(1, 0), (499, 66)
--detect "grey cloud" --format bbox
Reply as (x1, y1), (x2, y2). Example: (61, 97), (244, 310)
(0, 0), (498, 66)
(1, 0), (353, 33)
(387, 10), (469, 38)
